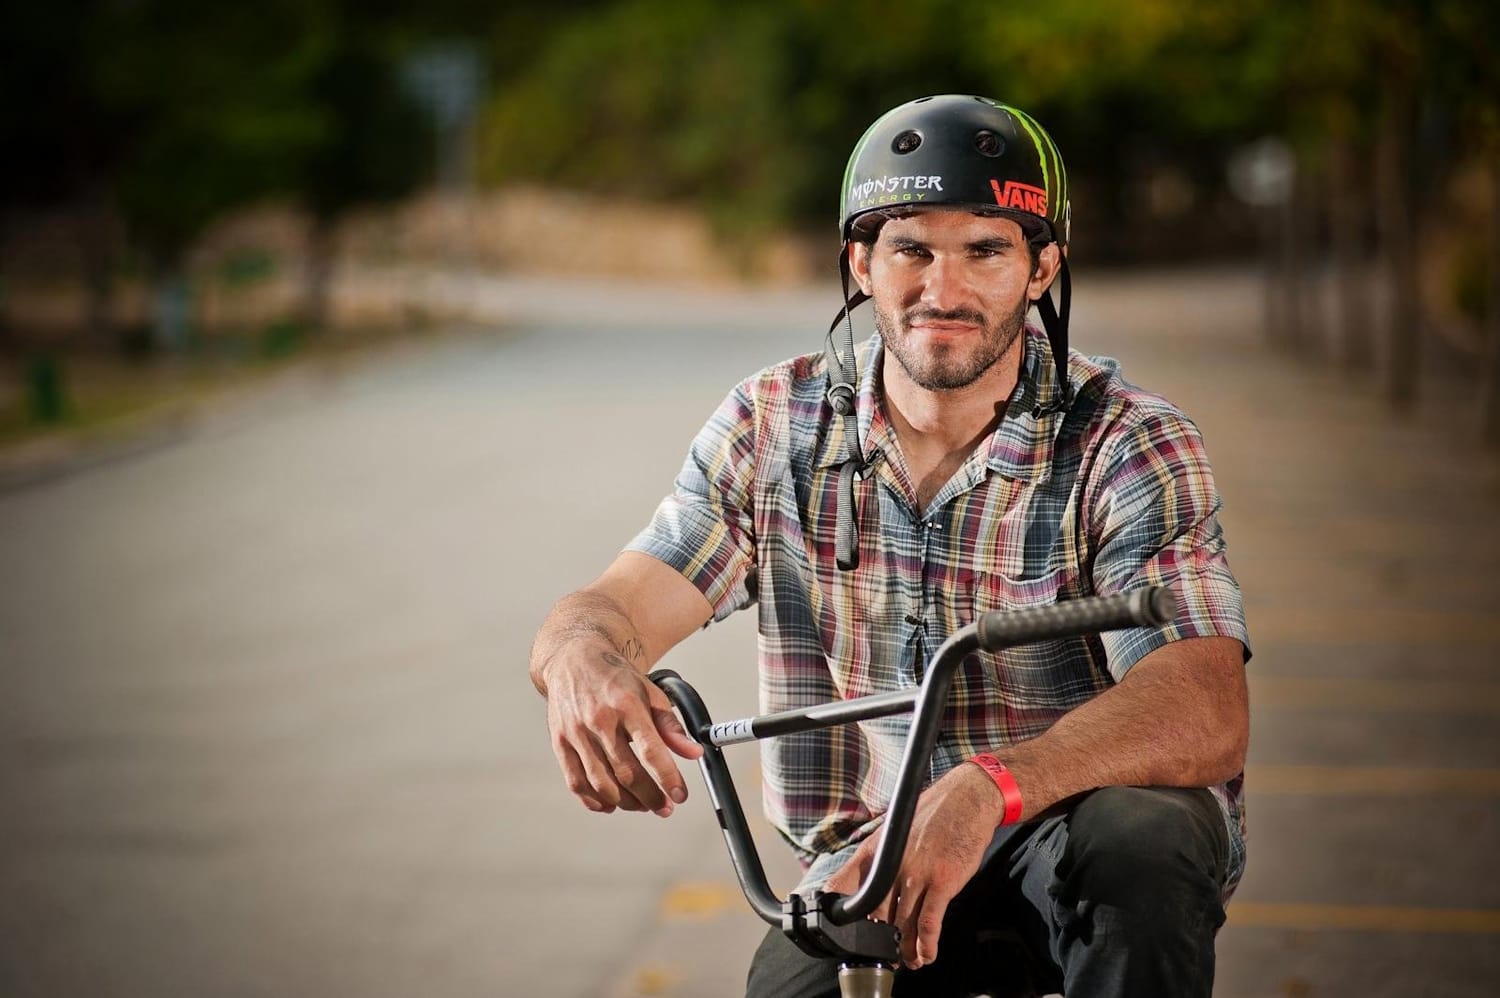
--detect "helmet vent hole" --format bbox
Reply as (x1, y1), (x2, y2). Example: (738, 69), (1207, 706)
(974, 130), (1004, 157)
(892, 130), (922, 154)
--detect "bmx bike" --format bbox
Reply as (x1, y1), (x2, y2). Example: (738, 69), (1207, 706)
(650, 585), (1177, 998)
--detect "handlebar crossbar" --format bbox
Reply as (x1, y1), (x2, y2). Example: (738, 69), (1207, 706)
(650, 586), (1176, 962)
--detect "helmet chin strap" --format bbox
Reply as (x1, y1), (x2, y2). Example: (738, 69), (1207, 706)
(824, 245), (869, 571)
(1032, 254), (1072, 415)
(822, 244), (1071, 572)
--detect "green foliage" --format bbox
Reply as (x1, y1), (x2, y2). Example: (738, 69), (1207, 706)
(4, 0), (441, 265)
(259, 319), (308, 360)
(89, 0), (328, 262)
(8, 0), (1497, 268)
(299, 25), (435, 222)
(473, 0), (1498, 241)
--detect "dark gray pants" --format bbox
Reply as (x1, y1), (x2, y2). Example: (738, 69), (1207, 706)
(745, 786), (1229, 998)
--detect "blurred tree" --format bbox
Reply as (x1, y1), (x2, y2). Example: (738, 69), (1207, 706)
(479, 0), (1002, 245)
(297, 4), (434, 329)
(1366, 0), (1433, 413)
(1233, 0), (1380, 364)
(1429, 0), (1500, 440)
(0, 0), (131, 350)
(4, 0), (1492, 430)
(91, 0), (324, 351)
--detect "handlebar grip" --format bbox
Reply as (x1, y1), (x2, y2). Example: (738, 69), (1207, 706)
(976, 586), (1176, 652)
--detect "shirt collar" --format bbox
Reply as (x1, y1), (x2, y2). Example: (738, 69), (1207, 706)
(984, 323), (1066, 482)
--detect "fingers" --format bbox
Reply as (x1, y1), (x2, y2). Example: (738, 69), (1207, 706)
(593, 728), (671, 816)
(573, 729), (647, 811)
(637, 688), (702, 803)
(616, 718), (686, 815)
(894, 880), (922, 967)
(911, 890), (950, 970)
(550, 710), (657, 814)
(892, 879), (952, 970)
(823, 843), (872, 897)
(549, 674), (692, 817)
(554, 740), (611, 814)
(649, 693), (704, 760)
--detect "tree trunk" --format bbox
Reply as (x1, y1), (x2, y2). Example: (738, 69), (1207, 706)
(1329, 135), (1372, 373)
(1276, 163), (1302, 351)
(301, 214), (337, 331)
(1478, 153), (1500, 445)
(0, 214), (15, 356)
(149, 258), (192, 355)
(1375, 84), (1420, 412)
(1293, 156), (1326, 362)
(79, 186), (118, 350)
(1258, 205), (1283, 343)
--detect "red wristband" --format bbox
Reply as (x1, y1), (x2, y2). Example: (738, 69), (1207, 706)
(970, 754), (1024, 826)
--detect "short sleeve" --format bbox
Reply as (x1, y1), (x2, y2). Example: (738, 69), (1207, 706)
(1088, 408), (1250, 680)
(626, 381), (758, 622)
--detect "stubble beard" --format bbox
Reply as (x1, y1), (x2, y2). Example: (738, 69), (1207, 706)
(874, 294), (1031, 392)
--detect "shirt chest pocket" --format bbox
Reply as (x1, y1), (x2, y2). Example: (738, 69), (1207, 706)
(970, 566), (1065, 617)
(965, 567), (1094, 716)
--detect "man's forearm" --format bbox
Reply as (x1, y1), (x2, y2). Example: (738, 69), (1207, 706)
(996, 636), (1248, 821)
(529, 552), (716, 699)
(528, 590), (647, 696)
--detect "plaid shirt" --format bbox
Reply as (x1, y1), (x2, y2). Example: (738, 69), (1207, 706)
(629, 325), (1250, 894)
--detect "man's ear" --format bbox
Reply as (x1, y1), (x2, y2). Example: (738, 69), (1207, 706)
(1027, 243), (1063, 302)
(848, 241), (874, 296)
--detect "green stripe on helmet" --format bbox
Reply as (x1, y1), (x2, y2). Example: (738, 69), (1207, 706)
(1004, 105), (1050, 209)
(1007, 104), (1067, 228)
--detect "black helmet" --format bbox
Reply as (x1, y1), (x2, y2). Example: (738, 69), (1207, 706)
(839, 95), (1071, 249)
(823, 95), (1074, 572)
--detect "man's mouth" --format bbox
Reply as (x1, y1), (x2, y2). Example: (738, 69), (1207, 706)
(905, 309), (986, 336)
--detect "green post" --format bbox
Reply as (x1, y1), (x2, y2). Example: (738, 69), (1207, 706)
(25, 353), (69, 425)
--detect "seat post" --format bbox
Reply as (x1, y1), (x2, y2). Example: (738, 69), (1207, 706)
(837, 962), (894, 998)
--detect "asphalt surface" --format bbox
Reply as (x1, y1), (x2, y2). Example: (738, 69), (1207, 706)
(1, 268), (1497, 997)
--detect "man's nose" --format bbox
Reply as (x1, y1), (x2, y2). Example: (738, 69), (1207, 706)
(917, 254), (969, 310)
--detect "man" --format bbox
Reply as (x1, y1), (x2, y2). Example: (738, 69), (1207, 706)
(529, 95), (1250, 997)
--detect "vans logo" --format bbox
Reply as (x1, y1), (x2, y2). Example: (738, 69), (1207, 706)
(990, 179), (1047, 215)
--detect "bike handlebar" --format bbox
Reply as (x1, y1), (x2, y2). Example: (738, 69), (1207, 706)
(649, 586), (1176, 955)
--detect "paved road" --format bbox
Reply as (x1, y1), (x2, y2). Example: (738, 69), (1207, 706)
(1, 268), (1496, 997)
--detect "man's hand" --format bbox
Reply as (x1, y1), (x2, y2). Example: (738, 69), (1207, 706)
(530, 552), (714, 818)
(542, 644), (703, 817)
(824, 762), (1004, 970)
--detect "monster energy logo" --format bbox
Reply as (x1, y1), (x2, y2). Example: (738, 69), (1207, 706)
(849, 175), (944, 201)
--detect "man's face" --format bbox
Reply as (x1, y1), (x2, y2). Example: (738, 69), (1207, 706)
(851, 210), (1050, 393)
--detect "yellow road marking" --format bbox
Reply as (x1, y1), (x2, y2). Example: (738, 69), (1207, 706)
(1227, 902), (1500, 934)
(1251, 676), (1500, 715)
(659, 881), (736, 920)
(1245, 765), (1500, 796)
(627, 963), (681, 995)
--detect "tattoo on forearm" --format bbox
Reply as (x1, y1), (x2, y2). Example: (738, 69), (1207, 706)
(619, 637), (646, 664)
